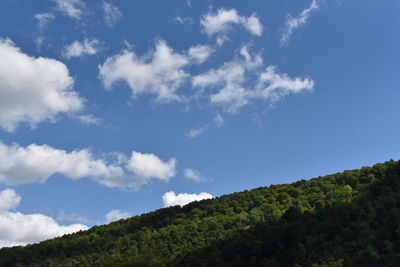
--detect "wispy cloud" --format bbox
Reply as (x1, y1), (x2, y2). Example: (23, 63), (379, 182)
(62, 38), (101, 59)
(187, 114), (225, 138)
(35, 12), (55, 30)
(33, 12), (55, 50)
(100, 40), (313, 115)
(175, 16), (193, 24)
(192, 45), (263, 112)
(201, 8), (263, 45)
(188, 125), (209, 138)
(214, 114), (224, 127)
(54, 0), (86, 20)
(57, 210), (90, 224)
(280, 0), (319, 46)
(103, 1), (123, 27)
(183, 168), (206, 182)
(193, 45), (314, 112)
(74, 114), (101, 125)
(258, 66), (314, 102)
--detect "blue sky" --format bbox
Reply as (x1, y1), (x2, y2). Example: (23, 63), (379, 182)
(0, 0), (399, 247)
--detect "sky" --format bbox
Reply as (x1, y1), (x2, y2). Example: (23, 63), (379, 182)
(0, 0), (399, 247)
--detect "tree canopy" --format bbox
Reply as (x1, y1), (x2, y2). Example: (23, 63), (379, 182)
(1, 160), (399, 266)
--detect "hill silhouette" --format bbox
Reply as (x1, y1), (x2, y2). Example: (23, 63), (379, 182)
(1, 160), (399, 266)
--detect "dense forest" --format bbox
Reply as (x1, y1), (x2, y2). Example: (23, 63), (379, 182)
(1, 160), (400, 266)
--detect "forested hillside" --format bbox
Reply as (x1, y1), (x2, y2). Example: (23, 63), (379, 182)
(1, 160), (400, 266)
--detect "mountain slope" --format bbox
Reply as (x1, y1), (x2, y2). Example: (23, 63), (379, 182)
(1, 160), (399, 266)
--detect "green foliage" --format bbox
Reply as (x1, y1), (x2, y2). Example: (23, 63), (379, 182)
(1, 160), (399, 266)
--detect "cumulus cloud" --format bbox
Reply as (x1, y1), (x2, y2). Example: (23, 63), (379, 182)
(99, 40), (219, 103)
(54, 0), (86, 19)
(162, 191), (213, 207)
(193, 45), (314, 112)
(34, 13), (55, 30)
(105, 209), (131, 223)
(183, 168), (205, 182)
(0, 212), (88, 248)
(0, 189), (21, 211)
(127, 152), (176, 182)
(0, 189), (88, 248)
(188, 45), (213, 64)
(0, 141), (124, 185)
(281, 0), (319, 46)
(62, 39), (101, 59)
(0, 141), (177, 189)
(99, 40), (191, 102)
(201, 8), (263, 45)
(103, 1), (123, 27)
(0, 39), (83, 132)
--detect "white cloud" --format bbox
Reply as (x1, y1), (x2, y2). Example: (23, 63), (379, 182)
(183, 168), (205, 182)
(0, 189), (21, 211)
(188, 45), (213, 64)
(0, 141), (178, 189)
(105, 209), (131, 223)
(175, 16), (193, 24)
(0, 189), (88, 248)
(56, 211), (90, 224)
(258, 66), (314, 102)
(99, 40), (190, 102)
(201, 9), (263, 45)
(103, 1), (123, 27)
(193, 45), (263, 112)
(34, 36), (45, 50)
(214, 114), (224, 127)
(187, 114), (224, 138)
(54, 0), (86, 19)
(34, 13), (55, 30)
(193, 45), (314, 112)
(74, 114), (101, 125)
(163, 191), (213, 207)
(127, 152), (176, 182)
(0, 212), (88, 248)
(62, 39), (100, 59)
(100, 41), (313, 113)
(95, 151), (177, 188)
(193, 60), (248, 112)
(0, 141), (124, 186)
(0, 39), (83, 132)
(281, 0), (319, 46)
(34, 13), (55, 50)
(188, 125), (208, 138)
(244, 15), (263, 36)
